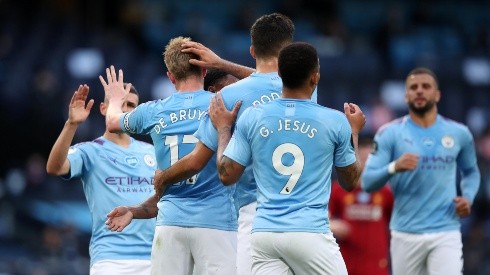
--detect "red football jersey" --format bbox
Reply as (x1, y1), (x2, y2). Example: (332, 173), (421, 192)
(329, 181), (394, 275)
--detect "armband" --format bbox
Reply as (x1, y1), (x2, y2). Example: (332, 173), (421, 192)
(388, 161), (396, 175)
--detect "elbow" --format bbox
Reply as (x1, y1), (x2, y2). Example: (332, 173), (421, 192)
(219, 174), (236, 186)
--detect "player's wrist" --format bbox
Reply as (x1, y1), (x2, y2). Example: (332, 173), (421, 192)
(388, 161), (396, 175)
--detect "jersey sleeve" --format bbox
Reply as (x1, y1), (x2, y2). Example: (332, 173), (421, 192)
(194, 114), (218, 152)
(64, 143), (90, 180)
(334, 115), (356, 167)
(457, 128), (481, 203)
(223, 108), (252, 167)
(120, 102), (154, 135)
(361, 125), (394, 192)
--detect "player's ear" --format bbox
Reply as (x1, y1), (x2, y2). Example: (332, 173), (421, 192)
(100, 101), (107, 116)
(167, 71), (176, 84)
(250, 46), (256, 59)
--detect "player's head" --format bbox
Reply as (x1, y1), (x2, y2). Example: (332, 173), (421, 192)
(250, 13), (294, 59)
(204, 68), (239, 93)
(163, 36), (204, 83)
(101, 84), (139, 115)
(278, 42), (320, 94)
(359, 135), (374, 169)
(405, 67), (440, 115)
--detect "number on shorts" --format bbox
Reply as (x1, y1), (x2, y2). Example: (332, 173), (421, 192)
(272, 143), (305, 194)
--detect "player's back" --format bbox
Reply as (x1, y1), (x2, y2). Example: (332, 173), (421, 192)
(197, 72), (283, 212)
(241, 99), (355, 233)
(122, 90), (237, 231)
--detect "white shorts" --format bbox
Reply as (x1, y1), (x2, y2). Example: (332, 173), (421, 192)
(90, 259), (151, 275)
(391, 230), (463, 275)
(251, 232), (347, 275)
(237, 201), (256, 275)
(151, 225), (237, 275)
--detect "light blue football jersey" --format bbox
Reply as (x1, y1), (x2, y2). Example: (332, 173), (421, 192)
(361, 115), (480, 233)
(65, 136), (157, 267)
(195, 72), (318, 212)
(120, 90), (237, 231)
(223, 99), (356, 233)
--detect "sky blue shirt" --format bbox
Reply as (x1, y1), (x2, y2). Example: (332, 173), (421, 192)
(195, 72), (318, 212)
(65, 136), (157, 267)
(120, 90), (237, 231)
(361, 115), (480, 233)
(223, 99), (355, 233)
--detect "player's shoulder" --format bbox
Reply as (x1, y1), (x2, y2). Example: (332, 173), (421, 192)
(438, 115), (471, 133)
(132, 138), (155, 150)
(376, 116), (407, 136)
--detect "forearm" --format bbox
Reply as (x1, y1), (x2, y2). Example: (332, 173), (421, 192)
(217, 59), (254, 79)
(460, 166), (481, 204)
(338, 134), (362, 191)
(361, 165), (392, 192)
(106, 99), (124, 133)
(46, 121), (78, 175)
(127, 193), (159, 219)
(216, 126), (233, 167)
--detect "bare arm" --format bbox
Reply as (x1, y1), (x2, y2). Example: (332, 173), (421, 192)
(181, 41), (255, 79)
(105, 193), (159, 232)
(218, 156), (245, 185)
(336, 132), (362, 192)
(337, 102), (366, 191)
(154, 142), (214, 198)
(207, 92), (242, 163)
(46, 85), (94, 175)
(99, 65), (131, 133)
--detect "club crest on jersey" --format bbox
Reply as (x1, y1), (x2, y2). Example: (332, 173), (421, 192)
(144, 154), (156, 167)
(441, 135), (455, 148)
(68, 148), (77, 154)
(125, 156), (139, 167)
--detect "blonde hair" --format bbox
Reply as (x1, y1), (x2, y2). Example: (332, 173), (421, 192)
(163, 36), (201, 80)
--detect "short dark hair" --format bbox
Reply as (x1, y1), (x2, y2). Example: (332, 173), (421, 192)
(204, 69), (229, 91)
(278, 42), (319, 89)
(406, 67), (439, 88)
(250, 13), (294, 59)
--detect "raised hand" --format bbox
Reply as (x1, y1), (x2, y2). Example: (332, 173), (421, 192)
(68, 84), (94, 126)
(105, 206), (133, 232)
(343, 102), (366, 135)
(99, 65), (132, 102)
(208, 92), (242, 131)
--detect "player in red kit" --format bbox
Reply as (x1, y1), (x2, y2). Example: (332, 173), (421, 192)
(329, 136), (394, 275)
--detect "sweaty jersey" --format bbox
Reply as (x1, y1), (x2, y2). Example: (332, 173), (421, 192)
(223, 99), (356, 233)
(361, 115), (480, 233)
(196, 72), (318, 211)
(65, 136), (157, 267)
(120, 90), (237, 231)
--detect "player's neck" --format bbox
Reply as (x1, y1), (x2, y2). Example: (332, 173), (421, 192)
(282, 88), (312, 100)
(174, 77), (204, 92)
(103, 131), (131, 147)
(255, 57), (278, 73)
(409, 107), (438, 128)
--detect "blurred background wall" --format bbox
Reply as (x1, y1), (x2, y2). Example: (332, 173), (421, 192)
(0, 0), (489, 274)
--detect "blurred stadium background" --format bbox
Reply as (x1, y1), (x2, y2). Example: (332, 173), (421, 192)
(0, 0), (489, 274)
